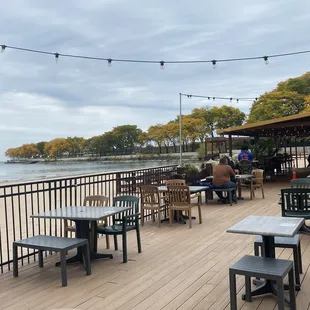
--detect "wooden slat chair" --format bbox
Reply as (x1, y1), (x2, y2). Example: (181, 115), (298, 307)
(166, 179), (201, 201)
(64, 195), (110, 248)
(140, 185), (167, 227)
(251, 169), (265, 199)
(281, 188), (310, 233)
(95, 195), (141, 263)
(167, 185), (202, 229)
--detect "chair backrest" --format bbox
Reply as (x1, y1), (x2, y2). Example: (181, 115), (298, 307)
(290, 178), (310, 188)
(83, 195), (109, 206)
(252, 169), (264, 185)
(113, 195), (140, 215)
(281, 188), (310, 217)
(167, 185), (191, 206)
(239, 159), (252, 175)
(166, 179), (186, 186)
(139, 185), (160, 206)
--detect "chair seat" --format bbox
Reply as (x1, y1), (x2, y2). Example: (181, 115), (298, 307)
(142, 204), (166, 210)
(97, 224), (136, 234)
(254, 235), (300, 246)
(230, 255), (293, 278)
(170, 204), (198, 210)
(285, 211), (310, 219)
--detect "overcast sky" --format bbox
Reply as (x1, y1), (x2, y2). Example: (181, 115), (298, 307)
(1, 0), (310, 159)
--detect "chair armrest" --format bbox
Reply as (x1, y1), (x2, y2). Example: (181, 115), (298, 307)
(122, 213), (140, 229)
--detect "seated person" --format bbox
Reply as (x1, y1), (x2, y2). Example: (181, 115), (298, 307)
(238, 145), (253, 162)
(212, 157), (237, 203)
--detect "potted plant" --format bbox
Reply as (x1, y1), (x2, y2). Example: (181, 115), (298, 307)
(183, 164), (200, 185)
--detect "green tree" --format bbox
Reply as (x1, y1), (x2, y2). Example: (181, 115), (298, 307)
(248, 72), (310, 123)
(110, 125), (142, 154)
(248, 91), (306, 123)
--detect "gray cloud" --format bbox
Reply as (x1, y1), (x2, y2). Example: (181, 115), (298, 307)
(0, 0), (310, 159)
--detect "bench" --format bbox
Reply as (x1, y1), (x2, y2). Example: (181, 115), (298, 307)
(254, 235), (302, 290)
(208, 187), (236, 206)
(229, 255), (295, 310)
(13, 235), (91, 287)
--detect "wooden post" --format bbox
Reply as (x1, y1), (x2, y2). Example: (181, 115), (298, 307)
(295, 137), (298, 168)
(228, 135), (233, 157)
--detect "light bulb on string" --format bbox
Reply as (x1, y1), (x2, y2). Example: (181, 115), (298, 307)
(264, 56), (269, 65)
(160, 60), (165, 70)
(1, 45), (6, 53)
(54, 53), (59, 63)
(212, 60), (217, 69)
(107, 58), (112, 67)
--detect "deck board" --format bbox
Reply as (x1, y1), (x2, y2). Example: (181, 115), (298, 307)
(1, 182), (310, 310)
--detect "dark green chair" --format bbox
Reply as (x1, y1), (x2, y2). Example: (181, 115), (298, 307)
(95, 195), (141, 263)
(281, 188), (310, 233)
(291, 178), (310, 188)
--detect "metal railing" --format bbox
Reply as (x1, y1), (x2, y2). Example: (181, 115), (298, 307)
(0, 164), (177, 273)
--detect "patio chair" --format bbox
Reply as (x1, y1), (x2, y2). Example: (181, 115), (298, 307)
(239, 159), (252, 175)
(64, 195), (110, 248)
(140, 185), (167, 227)
(281, 188), (310, 233)
(251, 169), (265, 199)
(166, 179), (201, 201)
(291, 178), (310, 188)
(167, 185), (202, 229)
(95, 195), (141, 263)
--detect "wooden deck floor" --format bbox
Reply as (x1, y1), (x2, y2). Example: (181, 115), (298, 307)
(1, 182), (310, 310)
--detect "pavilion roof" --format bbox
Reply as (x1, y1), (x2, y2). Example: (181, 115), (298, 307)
(218, 112), (310, 137)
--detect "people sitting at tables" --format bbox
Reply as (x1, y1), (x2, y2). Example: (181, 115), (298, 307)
(238, 145), (253, 162)
(212, 157), (237, 203)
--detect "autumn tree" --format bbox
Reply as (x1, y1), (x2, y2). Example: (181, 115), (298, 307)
(147, 125), (165, 154)
(44, 138), (69, 159)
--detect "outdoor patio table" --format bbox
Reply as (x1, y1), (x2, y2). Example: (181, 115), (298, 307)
(227, 215), (304, 303)
(31, 206), (131, 265)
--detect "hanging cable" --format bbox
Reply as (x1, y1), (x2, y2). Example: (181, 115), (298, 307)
(1, 44), (310, 67)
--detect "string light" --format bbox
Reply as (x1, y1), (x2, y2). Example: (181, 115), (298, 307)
(160, 60), (165, 70)
(181, 93), (257, 102)
(54, 53), (59, 63)
(107, 58), (112, 67)
(2, 44), (310, 68)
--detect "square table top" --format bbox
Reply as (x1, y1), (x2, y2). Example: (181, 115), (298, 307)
(31, 206), (131, 221)
(158, 185), (210, 193)
(235, 174), (254, 179)
(227, 215), (304, 238)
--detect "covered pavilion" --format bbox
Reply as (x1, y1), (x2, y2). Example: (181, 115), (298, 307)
(218, 112), (310, 171)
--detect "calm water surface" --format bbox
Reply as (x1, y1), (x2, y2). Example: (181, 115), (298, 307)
(0, 161), (177, 183)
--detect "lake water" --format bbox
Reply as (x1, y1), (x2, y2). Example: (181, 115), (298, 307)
(0, 161), (178, 183)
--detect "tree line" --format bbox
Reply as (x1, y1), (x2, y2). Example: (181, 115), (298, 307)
(5, 71), (310, 159)
(5, 105), (245, 159)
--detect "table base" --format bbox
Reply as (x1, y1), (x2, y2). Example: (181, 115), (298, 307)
(55, 250), (112, 266)
(242, 280), (290, 305)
